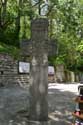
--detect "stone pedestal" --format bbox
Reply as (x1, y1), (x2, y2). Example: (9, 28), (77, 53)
(27, 120), (51, 125)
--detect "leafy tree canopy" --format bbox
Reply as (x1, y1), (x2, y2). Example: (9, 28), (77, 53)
(0, 0), (83, 72)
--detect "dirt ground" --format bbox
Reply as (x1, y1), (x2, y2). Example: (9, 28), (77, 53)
(0, 83), (80, 125)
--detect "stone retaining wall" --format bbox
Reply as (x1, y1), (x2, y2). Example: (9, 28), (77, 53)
(0, 53), (29, 86)
(55, 64), (81, 83)
(0, 53), (81, 85)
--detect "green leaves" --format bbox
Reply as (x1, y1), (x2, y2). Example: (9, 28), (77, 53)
(47, 0), (83, 71)
(0, 0), (83, 65)
(77, 40), (83, 53)
(0, 43), (20, 59)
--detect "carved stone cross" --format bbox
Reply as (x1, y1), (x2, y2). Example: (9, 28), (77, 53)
(29, 18), (49, 121)
(20, 18), (56, 121)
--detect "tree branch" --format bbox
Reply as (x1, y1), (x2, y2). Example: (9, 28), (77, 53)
(0, 20), (13, 29)
(32, 1), (40, 7)
(46, 4), (56, 16)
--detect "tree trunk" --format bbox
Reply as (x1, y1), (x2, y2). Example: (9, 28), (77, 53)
(0, 0), (2, 27)
(22, 16), (26, 38)
(1, 0), (7, 24)
(49, 18), (53, 38)
(0, 0), (7, 28)
(38, 0), (42, 15)
(15, 0), (22, 46)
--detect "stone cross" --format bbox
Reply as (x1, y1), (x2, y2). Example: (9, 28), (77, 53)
(20, 18), (56, 121)
(29, 18), (49, 121)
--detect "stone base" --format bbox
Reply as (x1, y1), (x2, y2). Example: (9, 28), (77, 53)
(8, 116), (52, 125)
(26, 119), (52, 125)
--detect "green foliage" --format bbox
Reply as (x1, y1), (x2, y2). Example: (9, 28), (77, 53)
(77, 40), (83, 53)
(0, 43), (20, 59)
(0, 0), (83, 72)
(49, 55), (65, 66)
(54, 55), (65, 65)
(47, 0), (83, 72)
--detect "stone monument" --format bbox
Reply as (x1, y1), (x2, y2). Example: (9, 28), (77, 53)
(20, 18), (57, 122)
(29, 18), (49, 121)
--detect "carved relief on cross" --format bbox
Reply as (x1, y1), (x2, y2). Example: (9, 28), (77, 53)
(20, 35), (57, 62)
(20, 18), (49, 56)
(20, 18), (57, 67)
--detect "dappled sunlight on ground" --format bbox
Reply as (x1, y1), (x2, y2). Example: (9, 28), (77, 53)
(48, 83), (80, 94)
(0, 83), (80, 124)
(49, 110), (72, 124)
(48, 83), (80, 124)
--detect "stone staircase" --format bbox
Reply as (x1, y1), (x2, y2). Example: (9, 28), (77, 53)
(0, 53), (30, 87)
(17, 75), (29, 88)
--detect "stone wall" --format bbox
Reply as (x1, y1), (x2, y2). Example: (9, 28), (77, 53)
(55, 64), (81, 83)
(55, 64), (66, 82)
(0, 53), (81, 85)
(0, 53), (29, 86)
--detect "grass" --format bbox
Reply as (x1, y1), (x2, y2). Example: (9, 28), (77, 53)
(0, 43), (20, 59)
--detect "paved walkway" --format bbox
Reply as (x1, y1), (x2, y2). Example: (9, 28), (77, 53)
(0, 83), (80, 125)
(48, 83), (80, 125)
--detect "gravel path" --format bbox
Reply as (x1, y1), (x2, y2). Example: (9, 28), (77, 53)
(0, 83), (81, 125)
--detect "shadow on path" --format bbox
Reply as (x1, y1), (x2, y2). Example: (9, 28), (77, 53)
(0, 83), (78, 125)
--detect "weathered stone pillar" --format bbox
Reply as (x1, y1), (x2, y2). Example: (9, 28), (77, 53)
(29, 19), (49, 121)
